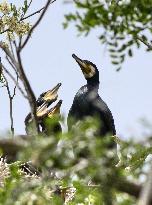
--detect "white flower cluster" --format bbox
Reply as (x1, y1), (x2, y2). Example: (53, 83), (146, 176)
(0, 0), (31, 37)
(0, 0), (11, 15)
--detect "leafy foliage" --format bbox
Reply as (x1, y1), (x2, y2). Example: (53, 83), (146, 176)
(64, 0), (152, 70)
(0, 117), (151, 204)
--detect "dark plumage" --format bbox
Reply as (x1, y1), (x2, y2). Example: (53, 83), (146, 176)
(68, 54), (116, 145)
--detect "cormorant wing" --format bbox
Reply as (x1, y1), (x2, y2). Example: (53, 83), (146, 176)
(91, 96), (116, 136)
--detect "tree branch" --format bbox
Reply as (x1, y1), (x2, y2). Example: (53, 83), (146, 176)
(16, 50), (39, 134)
(21, 0), (55, 50)
(6, 55), (18, 75)
(20, 0), (56, 21)
(0, 138), (27, 162)
(0, 0), (57, 135)
(0, 43), (39, 134)
(115, 176), (141, 198)
(2, 73), (17, 136)
(2, 63), (27, 98)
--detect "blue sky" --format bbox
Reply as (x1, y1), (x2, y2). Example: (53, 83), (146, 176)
(0, 0), (152, 140)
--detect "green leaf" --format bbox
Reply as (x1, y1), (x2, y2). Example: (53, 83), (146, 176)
(111, 61), (119, 65)
(128, 49), (133, 57)
(22, 0), (28, 14)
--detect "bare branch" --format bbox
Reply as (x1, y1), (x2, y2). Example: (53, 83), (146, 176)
(0, 1), (56, 135)
(12, 74), (18, 98)
(2, 73), (16, 136)
(2, 63), (27, 98)
(21, 0), (55, 50)
(16, 51), (39, 134)
(0, 42), (39, 134)
(21, 0), (56, 21)
(6, 55), (18, 75)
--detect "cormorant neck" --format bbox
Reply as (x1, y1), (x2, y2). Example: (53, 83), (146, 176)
(87, 80), (99, 92)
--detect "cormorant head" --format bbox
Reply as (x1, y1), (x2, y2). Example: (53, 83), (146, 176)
(72, 54), (99, 84)
(37, 83), (62, 106)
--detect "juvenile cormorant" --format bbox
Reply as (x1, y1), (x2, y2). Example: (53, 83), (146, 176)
(25, 100), (62, 135)
(68, 54), (116, 143)
(25, 101), (50, 134)
(37, 83), (61, 107)
(25, 83), (62, 135)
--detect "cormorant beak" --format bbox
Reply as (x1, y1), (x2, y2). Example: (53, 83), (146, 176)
(36, 102), (48, 117)
(72, 54), (91, 75)
(47, 100), (62, 118)
(42, 83), (61, 102)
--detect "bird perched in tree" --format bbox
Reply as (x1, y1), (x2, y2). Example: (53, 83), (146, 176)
(68, 54), (116, 146)
(25, 83), (62, 135)
(36, 83), (61, 107)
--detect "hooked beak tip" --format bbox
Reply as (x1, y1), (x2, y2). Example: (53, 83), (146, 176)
(72, 53), (76, 58)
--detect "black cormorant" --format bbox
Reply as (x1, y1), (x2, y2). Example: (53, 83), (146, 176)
(68, 54), (116, 143)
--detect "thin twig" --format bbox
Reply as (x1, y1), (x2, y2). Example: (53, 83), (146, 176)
(8, 35), (16, 59)
(2, 63), (27, 98)
(0, 28), (9, 34)
(6, 55), (18, 75)
(12, 74), (18, 98)
(16, 50), (39, 134)
(136, 36), (152, 50)
(0, 40), (39, 135)
(21, 0), (54, 50)
(28, 0), (33, 8)
(2, 73), (16, 136)
(21, 0), (56, 21)
(20, 0), (33, 20)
